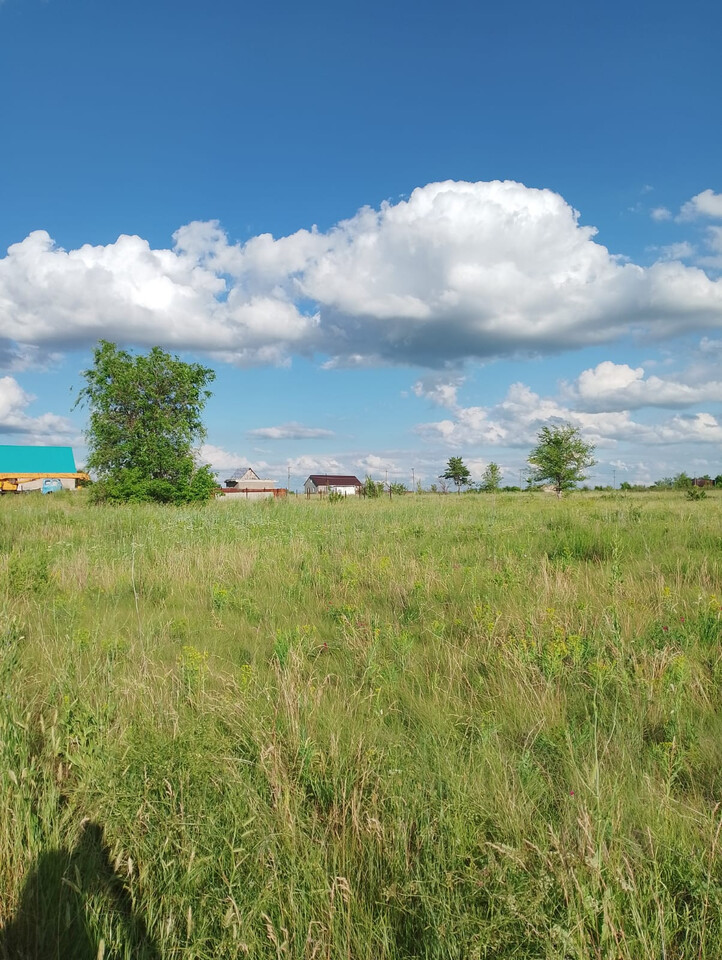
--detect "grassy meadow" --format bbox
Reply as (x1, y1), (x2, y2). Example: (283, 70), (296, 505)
(1, 489), (722, 959)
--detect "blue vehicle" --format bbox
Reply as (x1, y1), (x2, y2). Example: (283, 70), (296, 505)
(41, 478), (63, 494)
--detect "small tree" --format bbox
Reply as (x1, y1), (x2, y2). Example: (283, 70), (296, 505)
(527, 423), (596, 499)
(362, 475), (384, 498)
(442, 456), (472, 494)
(77, 340), (217, 504)
(673, 472), (693, 490)
(480, 462), (502, 492)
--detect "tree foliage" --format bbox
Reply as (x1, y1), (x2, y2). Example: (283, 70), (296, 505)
(77, 341), (217, 504)
(480, 461), (502, 492)
(441, 456), (472, 493)
(673, 472), (693, 490)
(362, 476), (384, 498)
(527, 423), (596, 498)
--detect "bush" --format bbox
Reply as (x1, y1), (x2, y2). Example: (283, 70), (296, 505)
(362, 476), (384, 498)
(7, 550), (51, 595)
(89, 464), (217, 505)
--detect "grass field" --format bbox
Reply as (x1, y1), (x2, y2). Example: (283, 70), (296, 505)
(1, 490), (721, 959)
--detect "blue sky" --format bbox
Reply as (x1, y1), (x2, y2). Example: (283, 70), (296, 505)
(1, 0), (721, 487)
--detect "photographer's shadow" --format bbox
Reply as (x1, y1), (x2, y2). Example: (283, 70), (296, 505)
(0, 821), (160, 960)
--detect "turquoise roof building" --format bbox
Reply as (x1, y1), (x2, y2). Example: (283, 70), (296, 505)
(0, 445), (78, 474)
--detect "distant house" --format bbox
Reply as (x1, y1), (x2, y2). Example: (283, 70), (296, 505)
(304, 474), (362, 496)
(0, 445), (89, 492)
(220, 466), (282, 500)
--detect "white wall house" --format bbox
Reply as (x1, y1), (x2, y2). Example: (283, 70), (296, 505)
(220, 467), (280, 500)
(304, 474), (362, 496)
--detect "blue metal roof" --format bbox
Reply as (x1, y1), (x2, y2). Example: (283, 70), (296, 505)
(0, 445), (77, 473)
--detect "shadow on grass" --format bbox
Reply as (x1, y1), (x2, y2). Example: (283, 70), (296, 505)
(0, 821), (160, 960)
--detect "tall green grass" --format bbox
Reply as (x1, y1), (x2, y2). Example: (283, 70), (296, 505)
(1, 490), (721, 958)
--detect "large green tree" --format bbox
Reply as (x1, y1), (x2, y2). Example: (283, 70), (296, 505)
(442, 456), (472, 494)
(77, 340), (217, 503)
(527, 423), (596, 499)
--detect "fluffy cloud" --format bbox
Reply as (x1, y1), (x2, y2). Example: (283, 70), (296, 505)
(657, 241), (695, 261)
(412, 375), (465, 408)
(286, 454), (345, 475)
(651, 207), (672, 222)
(564, 360), (722, 411)
(0, 228), (318, 368)
(0, 376), (76, 439)
(697, 226), (722, 270)
(679, 190), (722, 221)
(353, 453), (406, 479)
(247, 422), (334, 440)
(197, 443), (249, 474)
(3, 180), (722, 370)
(416, 378), (722, 450)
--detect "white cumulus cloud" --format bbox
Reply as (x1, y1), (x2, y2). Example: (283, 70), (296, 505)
(412, 375), (465, 409)
(656, 241), (695, 261)
(679, 189), (722, 221)
(2, 181), (722, 369)
(0, 376), (76, 439)
(651, 207), (673, 222)
(353, 453), (406, 479)
(416, 377), (722, 450)
(286, 454), (345, 476)
(564, 360), (722, 411)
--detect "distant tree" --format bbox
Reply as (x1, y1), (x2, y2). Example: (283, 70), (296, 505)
(715, 475), (722, 487)
(673, 472), (693, 490)
(442, 457), (472, 494)
(76, 340), (217, 504)
(619, 481), (632, 491)
(362, 475), (384, 498)
(527, 423), (596, 499)
(389, 482), (408, 496)
(480, 462), (502, 492)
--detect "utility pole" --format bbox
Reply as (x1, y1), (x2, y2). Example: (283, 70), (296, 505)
(412, 467), (415, 491)
(287, 465), (291, 493)
(612, 468), (616, 490)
